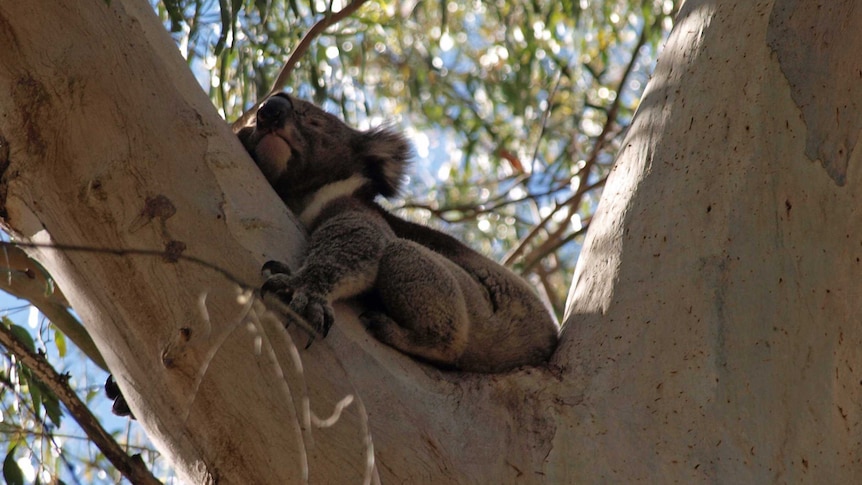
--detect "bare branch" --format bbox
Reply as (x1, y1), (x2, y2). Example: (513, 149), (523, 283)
(503, 177), (605, 267)
(399, 178), (571, 224)
(521, 219), (591, 275)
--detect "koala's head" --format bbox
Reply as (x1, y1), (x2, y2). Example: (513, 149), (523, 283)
(236, 93), (412, 211)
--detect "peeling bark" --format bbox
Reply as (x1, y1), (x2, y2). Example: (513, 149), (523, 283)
(767, 0), (862, 185)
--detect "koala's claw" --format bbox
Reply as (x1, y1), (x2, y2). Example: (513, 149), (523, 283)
(105, 375), (134, 419)
(261, 260), (292, 278)
(260, 272), (293, 298)
(261, 274), (334, 344)
(286, 291), (334, 338)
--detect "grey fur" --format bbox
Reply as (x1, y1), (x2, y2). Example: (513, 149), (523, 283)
(239, 93), (559, 372)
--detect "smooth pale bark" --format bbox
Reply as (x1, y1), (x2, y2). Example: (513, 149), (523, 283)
(560, 0), (862, 481)
(0, 1), (557, 483)
(1, 0), (861, 482)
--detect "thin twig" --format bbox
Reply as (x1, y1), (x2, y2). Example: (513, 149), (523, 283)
(5, 241), (254, 290)
(269, 0), (369, 97)
(521, 218), (591, 275)
(399, 178), (571, 223)
(529, 71), (563, 174)
(503, 175), (604, 267)
(0, 375), (85, 485)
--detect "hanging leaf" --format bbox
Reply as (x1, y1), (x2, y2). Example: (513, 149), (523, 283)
(5, 323), (35, 354)
(162, 0), (185, 32)
(2, 446), (24, 485)
(214, 0), (232, 56)
(29, 376), (43, 418)
(255, 0), (271, 23)
(53, 328), (66, 358)
(39, 383), (63, 427)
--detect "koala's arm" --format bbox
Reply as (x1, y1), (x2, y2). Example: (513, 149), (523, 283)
(262, 201), (392, 336)
(298, 211), (390, 299)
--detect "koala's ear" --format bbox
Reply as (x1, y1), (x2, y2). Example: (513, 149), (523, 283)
(360, 128), (413, 198)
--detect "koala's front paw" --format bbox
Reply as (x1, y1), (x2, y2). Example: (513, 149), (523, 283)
(261, 272), (334, 345)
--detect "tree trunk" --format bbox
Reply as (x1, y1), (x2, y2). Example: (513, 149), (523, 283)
(560, 0), (862, 481)
(1, 0), (860, 483)
(0, 1), (557, 483)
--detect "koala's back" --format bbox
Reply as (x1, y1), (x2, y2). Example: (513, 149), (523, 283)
(379, 209), (559, 372)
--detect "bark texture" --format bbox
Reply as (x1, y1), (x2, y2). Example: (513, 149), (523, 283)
(561, 0), (862, 481)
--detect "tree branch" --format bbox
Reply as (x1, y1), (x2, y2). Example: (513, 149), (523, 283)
(0, 243), (107, 371)
(0, 324), (161, 485)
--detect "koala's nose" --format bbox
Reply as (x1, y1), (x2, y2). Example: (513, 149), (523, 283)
(256, 95), (292, 131)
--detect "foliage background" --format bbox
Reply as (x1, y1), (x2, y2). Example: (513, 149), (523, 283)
(0, 0), (676, 482)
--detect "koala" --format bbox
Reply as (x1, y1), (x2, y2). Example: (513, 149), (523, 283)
(237, 93), (559, 373)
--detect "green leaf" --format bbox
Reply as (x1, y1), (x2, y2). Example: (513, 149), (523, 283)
(3, 446), (24, 485)
(255, 0), (271, 22)
(29, 377), (42, 418)
(9, 325), (35, 353)
(53, 329), (66, 358)
(40, 387), (63, 427)
(214, 0), (232, 56)
(163, 0), (185, 32)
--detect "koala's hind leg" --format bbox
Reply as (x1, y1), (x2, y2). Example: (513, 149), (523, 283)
(363, 240), (487, 368)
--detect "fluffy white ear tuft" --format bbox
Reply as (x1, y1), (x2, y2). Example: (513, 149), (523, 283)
(361, 128), (413, 198)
